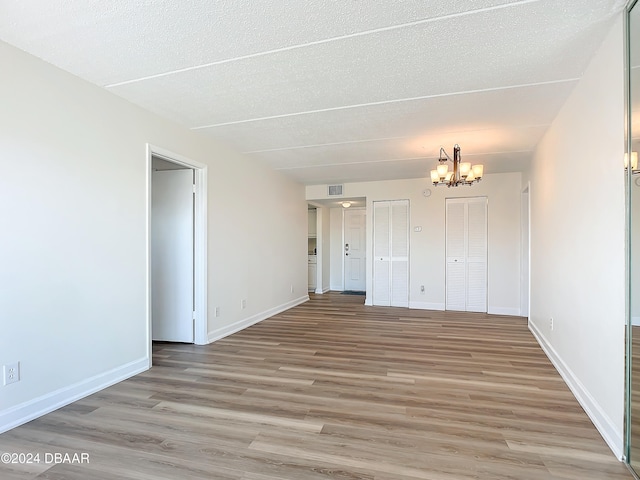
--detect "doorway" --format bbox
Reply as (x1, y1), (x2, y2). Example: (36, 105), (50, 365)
(344, 208), (366, 292)
(152, 162), (193, 343)
(147, 145), (208, 364)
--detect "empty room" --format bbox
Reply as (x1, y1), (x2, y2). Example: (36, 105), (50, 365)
(1, 1), (639, 479)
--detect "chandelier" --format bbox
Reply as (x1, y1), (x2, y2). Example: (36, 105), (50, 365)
(430, 144), (483, 187)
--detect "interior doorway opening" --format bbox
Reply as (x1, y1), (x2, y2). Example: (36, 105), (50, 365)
(147, 145), (208, 366)
(343, 207), (366, 292)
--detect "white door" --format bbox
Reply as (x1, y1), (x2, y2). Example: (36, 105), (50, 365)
(152, 169), (194, 343)
(344, 208), (366, 291)
(390, 201), (409, 306)
(373, 202), (391, 305)
(445, 197), (487, 312)
(373, 200), (409, 307)
(445, 201), (466, 311)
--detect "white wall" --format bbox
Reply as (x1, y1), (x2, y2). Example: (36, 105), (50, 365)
(0, 41), (307, 431)
(527, 17), (625, 458)
(308, 172), (522, 314)
(319, 207), (331, 293)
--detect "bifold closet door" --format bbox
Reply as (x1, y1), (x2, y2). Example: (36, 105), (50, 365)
(445, 197), (487, 312)
(373, 200), (409, 307)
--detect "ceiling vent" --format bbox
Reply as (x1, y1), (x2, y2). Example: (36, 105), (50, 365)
(328, 185), (343, 196)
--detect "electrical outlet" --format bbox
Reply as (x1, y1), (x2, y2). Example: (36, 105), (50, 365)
(215, 307), (220, 317)
(420, 285), (425, 294)
(3, 362), (20, 386)
(241, 299), (246, 309)
(550, 317), (554, 331)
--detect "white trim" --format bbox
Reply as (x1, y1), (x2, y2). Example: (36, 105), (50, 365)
(488, 306), (521, 316)
(528, 320), (623, 460)
(146, 144), (208, 346)
(315, 286), (330, 294)
(315, 207), (322, 292)
(521, 183), (531, 320)
(145, 150), (152, 368)
(632, 316), (640, 327)
(207, 296), (309, 343)
(0, 358), (148, 434)
(365, 297), (373, 306)
(193, 166), (208, 345)
(341, 208), (346, 291)
(409, 301), (445, 311)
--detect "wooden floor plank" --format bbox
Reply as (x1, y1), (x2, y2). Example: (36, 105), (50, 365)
(0, 292), (632, 479)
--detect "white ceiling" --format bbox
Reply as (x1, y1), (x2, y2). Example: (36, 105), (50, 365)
(0, 0), (626, 185)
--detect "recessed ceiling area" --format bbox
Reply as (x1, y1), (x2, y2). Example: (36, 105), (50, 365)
(0, 0), (626, 185)
(309, 197), (366, 210)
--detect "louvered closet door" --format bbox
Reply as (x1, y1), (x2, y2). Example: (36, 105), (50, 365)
(445, 197), (487, 312)
(373, 202), (391, 306)
(390, 201), (409, 307)
(373, 200), (409, 307)
(466, 198), (487, 312)
(445, 200), (466, 311)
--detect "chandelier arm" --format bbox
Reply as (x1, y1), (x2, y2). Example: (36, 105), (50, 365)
(439, 147), (453, 162)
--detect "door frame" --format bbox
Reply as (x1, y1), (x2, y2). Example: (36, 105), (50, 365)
(146, 144), (208, 365)
(521, 183), (531, 318)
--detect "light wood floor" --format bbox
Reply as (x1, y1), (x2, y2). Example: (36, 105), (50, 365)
(0, 293), (632, 479)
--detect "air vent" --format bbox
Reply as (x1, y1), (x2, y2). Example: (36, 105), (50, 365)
(328, 185), (343, 196)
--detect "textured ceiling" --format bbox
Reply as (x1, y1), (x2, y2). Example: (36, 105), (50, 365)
(0, 0), (626, 185)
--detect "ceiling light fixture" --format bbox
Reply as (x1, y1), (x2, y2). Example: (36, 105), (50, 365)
(342, 202), (351, 208)
(430, 144), (483, 187)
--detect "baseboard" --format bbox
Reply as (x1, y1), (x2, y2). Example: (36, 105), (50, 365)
(409, 301), (445, 311)
(632, 316), (640, 327)
(315, 286), (330, 294)
(488, 306), (521, 316)
(207, 295), (309, 343)
(330, 284), (344, 291)
(0, 357), (148, 435)
(528, 320), (623, 460)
